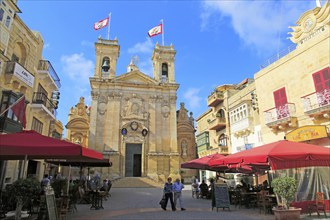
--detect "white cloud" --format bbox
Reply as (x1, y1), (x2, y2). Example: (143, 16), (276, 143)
(128, 38), (154, 54)
(201, 0), (315, 54)
(183, 88), (203, 109)
(60, 53), (94, 84)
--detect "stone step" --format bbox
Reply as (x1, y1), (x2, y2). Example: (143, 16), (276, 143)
(112, 177), (163, 188)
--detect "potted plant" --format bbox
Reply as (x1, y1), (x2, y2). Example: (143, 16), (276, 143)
(272, 176), (302, 220)
(6, 177), (41, 220)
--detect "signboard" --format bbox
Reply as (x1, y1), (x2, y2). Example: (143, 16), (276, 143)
(13, 62), (35, 88)
(286, 125), (328, 142)
(214, 183), (230, 211)
(45, 191), (58, 220)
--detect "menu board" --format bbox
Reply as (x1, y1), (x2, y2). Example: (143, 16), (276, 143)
(214, 183), (230, 211)
(45, 192), (58, 220)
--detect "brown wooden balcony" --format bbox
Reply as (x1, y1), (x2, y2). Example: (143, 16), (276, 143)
(301, 89), (330, 119)
(207, 91), (224, 107)
(208, 117), (226, 131)
(264, 103), (298, 131)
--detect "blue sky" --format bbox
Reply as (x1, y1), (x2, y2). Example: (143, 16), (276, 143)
(18, 0), (317, 137)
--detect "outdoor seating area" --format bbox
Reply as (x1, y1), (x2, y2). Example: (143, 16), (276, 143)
(181, 140), (330, 217)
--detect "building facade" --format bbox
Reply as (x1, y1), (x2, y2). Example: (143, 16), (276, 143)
(75, 39), (189, 182)
(0, 0), (62, 187)
(255, 2), (329, 146)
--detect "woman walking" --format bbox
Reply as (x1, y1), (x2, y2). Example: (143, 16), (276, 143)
(162, 177), (176, 211)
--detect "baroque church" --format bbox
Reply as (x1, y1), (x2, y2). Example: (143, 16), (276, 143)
(66, 38), (197, 183)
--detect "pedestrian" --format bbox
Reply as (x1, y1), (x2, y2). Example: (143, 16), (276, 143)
(162, 177), (176, 211)
(173, 178), (186, 211)
(40, 174), (50, 194)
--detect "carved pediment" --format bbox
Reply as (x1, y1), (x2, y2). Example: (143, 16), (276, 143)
(288, 2), (329, 44)
(115, 71), (158, 85)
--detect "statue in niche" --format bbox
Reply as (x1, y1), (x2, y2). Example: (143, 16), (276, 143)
(181, 140), (188, 157)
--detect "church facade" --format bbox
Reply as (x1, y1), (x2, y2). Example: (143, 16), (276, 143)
(66, 38), (197, 182)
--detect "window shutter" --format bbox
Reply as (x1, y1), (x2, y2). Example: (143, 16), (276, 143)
(313, 67), (330, 92)
(273, 87), (287, 108)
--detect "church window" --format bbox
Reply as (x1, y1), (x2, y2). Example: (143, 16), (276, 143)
(161, 63), (168, 82)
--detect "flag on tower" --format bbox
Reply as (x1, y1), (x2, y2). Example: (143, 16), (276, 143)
(11, 96), (27, 128)
(148, 24), (162, 37)
(94, 17), (109, 30)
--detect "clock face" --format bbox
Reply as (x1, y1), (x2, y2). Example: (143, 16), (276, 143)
(303, 17), (314, 32)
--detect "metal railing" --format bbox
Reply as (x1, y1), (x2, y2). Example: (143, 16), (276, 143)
(38, 60), (61, 88)
(264, 103), (296, 125)
(32, 92), (56, 115)
(260, 44), (297, 69)
(301, 89), (330, 113)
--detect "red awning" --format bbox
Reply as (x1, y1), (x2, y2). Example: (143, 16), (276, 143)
(209, 140), (330, 170)
(0, 130), (103, 160)
(181, 153), (225, 170)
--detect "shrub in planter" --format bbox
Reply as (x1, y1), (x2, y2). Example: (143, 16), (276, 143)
(272, 176), (297, 209)
(6, 177), (41, 220)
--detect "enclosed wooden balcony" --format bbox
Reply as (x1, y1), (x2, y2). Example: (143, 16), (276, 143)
(301, 89), (330, 119)
(264, 103), (298, 131)
(207, 91), (224, 107)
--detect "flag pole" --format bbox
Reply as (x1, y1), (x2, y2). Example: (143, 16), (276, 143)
(0, 95), (25, 117)
(107, 13), (111, 40)
(161, 19), (164, 46)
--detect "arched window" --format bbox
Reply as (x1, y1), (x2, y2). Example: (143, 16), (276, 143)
(218, 134), (227, 146)
(162, 63), (168, 78)
(216, 109), (225, 118)
(5, 16), (10, 27)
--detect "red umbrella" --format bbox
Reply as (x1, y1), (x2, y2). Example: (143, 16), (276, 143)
(0, 130), (103, 160)
(209, 140), (330, 170)
(181, 153), (225, 170)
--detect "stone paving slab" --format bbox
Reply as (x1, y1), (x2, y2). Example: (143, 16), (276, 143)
(67, 187), (328, 220)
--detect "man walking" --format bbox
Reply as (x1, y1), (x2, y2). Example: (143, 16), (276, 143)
(173, 178), (186, 211)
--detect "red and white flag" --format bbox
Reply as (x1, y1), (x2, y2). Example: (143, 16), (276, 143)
(148, 24), (162, 37)
(11, 96), (27, 128)
(94, 17), (109, 30)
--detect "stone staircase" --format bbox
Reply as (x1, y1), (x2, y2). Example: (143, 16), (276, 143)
(111, 177), (163, 188)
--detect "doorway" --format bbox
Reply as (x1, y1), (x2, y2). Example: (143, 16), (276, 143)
(125, 143), (142, 177)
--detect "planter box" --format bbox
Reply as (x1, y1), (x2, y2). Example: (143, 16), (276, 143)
(273, 207), (302, 220)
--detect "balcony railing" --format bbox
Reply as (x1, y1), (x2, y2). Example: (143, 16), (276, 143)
(264, 103), (296, 125)
(31, 92), (56, 116)
(301, 89), (330, 115)
(38, 60), (61, 88)
(260, 44), (296, 69)
(209, 117), (226, 131)
(207, 91), (224, 107)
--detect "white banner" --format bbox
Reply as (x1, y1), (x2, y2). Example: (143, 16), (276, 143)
(13, 63), (35, 88)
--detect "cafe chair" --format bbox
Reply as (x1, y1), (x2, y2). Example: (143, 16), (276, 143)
(314, 192), (327, 217)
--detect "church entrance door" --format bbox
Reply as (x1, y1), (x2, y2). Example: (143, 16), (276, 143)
(125, 143), (142, 177)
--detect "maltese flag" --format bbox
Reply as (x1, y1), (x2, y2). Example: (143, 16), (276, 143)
(148, 24), (162, 37)
(94, 17), (109, 30)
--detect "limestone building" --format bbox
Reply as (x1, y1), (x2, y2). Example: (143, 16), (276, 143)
(66, 38), (197, 182)
(254, 2), (329, 146)
(0, 0), (62, 188)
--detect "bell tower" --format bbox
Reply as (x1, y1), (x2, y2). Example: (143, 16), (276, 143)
(152, 43), (176, 83)
(94, 37), (120, 79)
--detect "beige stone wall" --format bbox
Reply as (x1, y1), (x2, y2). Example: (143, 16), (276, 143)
(255, 27), (329, 144)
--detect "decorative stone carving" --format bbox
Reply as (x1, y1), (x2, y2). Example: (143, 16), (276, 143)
(181, 140), (188, 158)
(161, 105), (170, 118)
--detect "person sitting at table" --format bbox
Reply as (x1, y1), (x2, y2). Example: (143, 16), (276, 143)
(199, 180), (209, 199)
(262, 180), (269, 190)
(100, 179), (108, 191)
